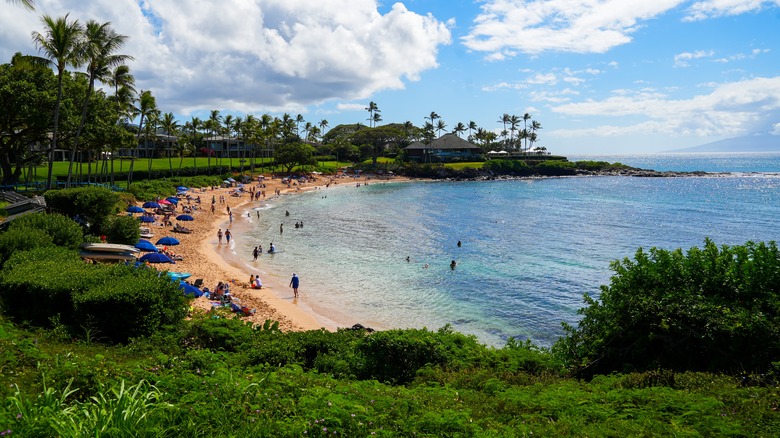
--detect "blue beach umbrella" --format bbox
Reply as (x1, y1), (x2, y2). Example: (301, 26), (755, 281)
(176, 214), (194, 221)
(134, 239), (158, 252)
(139, 252), (174, 264)
(179, 281), (203, 297)
(166, 197), (179, 204)
(156, 236), (180, 246)
(126, 205), (144, 213)
(139, 216), (155, 223)
(176, 186), (188, 191)
(143, 201), (160, 209)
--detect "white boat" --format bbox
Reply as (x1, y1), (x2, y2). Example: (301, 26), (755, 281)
(80, 243), (140, 253)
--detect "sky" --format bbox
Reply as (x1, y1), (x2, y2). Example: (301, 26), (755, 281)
(1, 0), (779, 154)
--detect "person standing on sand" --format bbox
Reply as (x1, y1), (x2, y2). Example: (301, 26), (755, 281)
(225, 229), (232, 243)
(217, 229), (223, 244)
(289, 273), (299, 298)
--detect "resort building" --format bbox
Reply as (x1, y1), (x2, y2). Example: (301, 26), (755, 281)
(404, 133), (483, 163)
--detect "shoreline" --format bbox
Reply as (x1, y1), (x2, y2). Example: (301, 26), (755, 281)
(147, 174), (405, 332)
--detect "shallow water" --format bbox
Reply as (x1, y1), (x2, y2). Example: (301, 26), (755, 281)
(229, 155), (780, 347)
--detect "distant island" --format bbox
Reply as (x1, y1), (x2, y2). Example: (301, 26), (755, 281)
(668, 132), (780, 153)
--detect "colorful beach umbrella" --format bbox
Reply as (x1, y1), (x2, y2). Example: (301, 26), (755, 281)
(139, 252), (174, 264)
(134, 239), (158, 252)
(143, 201), (160, 209)
(176, 214), (194, 221)
(126, 205), (144, 213)
(166, 197), (179, 204)
(156, 236), (180, 246)
(158, 199), (172, 205)
(139, 216), (155, 223)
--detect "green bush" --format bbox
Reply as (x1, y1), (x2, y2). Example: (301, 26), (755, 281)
(72, 264), (187, 343)
(5, 212), (83, 249)
(555, 239), (780, 376)
(356, 328), (450, 384)
(103, 215), (141, 245)
(0, 227), (53, 267)
(0, 247), (88, 326)
(44, 187), (120, 233)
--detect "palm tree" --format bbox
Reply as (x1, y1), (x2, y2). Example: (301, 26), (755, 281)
(68, 20), (131, 187)
(128, 89), (156, 184)
(143, 109), (160, 175)
(319, 119), (329, 138)
(452, 122), (466, 138)
(186, 116), (202, 173)
(522, 113), (531, 151)
(160, 112), (178, 177)
(208, 110), (222, 168)
(224, 114), (235, 170)
(509, 114), (520, 151)
(7, 0), (34, 10)
(295, 114), (305, 137)
(468, 121), (477, 141)
(106, 64), (134, 184)
(529, 120), (542, 150)
(435, 119), (447, 137)
(365, 102), (379, 127)
(234, 116), (244, 173)
(498, 113), (510, 147)
(372, 111), (383, 127)
(31, 13), (84, 190)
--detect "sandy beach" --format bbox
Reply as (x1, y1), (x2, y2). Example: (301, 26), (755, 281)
(134, 173), (403, 332)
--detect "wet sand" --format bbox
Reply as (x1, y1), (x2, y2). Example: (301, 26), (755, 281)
(135, 174), (404, 332)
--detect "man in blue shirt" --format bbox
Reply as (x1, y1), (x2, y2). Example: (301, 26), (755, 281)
(289, 273), (300, 298)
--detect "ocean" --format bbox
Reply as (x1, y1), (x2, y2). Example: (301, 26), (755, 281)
(229, 153), (780, 348)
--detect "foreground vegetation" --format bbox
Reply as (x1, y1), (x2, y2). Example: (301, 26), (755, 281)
(1, 187), (779, 435)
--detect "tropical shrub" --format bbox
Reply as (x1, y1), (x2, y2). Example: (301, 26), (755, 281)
(555, 239), (780, 377)
(0, 227), (53, 268)
(5, 212), (83, 249)
(44, 187), (120, 233)
(71, 264), (187, 343)
(102, 215), (140, 245)
(483, 159), (529, 174)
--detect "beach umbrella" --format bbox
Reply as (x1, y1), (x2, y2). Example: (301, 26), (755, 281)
(156, 236), (180, 246)
(139, 252), (174, 264)
(126, 205), (144, 213)
(134, 239), (158, 252)
(143, 201), (160, 209)
(158, 199), (172, 205)
(139, 216), (155, 223)
(166, 197), (179, 204)
(176, 186), (188, 191)
(227, 177), (236, 182)
(176, 214), (194, 221)
(179, 281), (203, 297)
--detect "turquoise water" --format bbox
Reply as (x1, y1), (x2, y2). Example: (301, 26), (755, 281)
(232, 154), (780, 347)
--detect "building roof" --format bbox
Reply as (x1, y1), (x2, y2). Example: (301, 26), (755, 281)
(404, 134), (481, 150)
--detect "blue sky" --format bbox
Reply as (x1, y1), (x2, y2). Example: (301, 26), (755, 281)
(1, 0), (779, 153)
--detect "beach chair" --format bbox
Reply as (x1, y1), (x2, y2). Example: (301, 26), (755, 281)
(192, 278), (204, 288)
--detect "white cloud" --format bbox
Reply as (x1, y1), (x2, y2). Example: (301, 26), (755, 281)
(551, 76), (780, 137)
(673, 50), (715, 67)
(462, 0), (686, 57)
(0, 0), (451, 115)
(684, 0), (780, 21)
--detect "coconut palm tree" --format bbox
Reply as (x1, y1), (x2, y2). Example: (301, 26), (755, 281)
(529, 120), (542, 150)
(128, 89), (156, 184)
(160, 112), (178, 177)
(497, 113), (510, 147)
(143, 109), (160, 174)
(8, 0), (34, 10)
(468, 121), (477, 141)
(452, 122), (466, 138)
(208, 110), (222, 168)
(106, 65), (135, 183)
(68, 20), (131, 187)
(435, 119), (447, 137)
(522, 113), (531, 151)
(31, 13), (84, 190)
(365, 102), (379, 127)
(224, 114), (235, 169)
(318, 119), (329, 138)
(508, 114), (521, 151)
